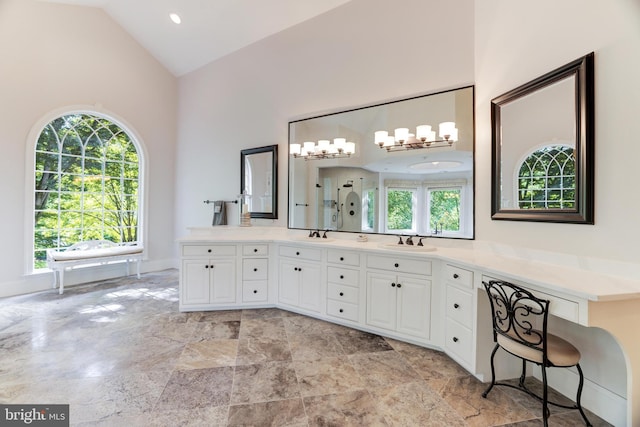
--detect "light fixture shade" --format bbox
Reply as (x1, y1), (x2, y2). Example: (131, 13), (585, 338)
(328, 144), (339, 154)
(169, 13), (182, 24)
(290, 143), (301, 156)
(303, 142), (316, 155)
(394, 128), (409, 143)
(333, 138), (346, 150)
(345, 142), (356, 154)
(317, 140), (330, 152)
(439, 122), (458, 140)
(374, 131), (388, 146)
(384, 135), (395, 147)
(416, 125), (432, 141)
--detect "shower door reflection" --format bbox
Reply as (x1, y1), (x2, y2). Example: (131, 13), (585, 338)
(316, 167), (377, 232)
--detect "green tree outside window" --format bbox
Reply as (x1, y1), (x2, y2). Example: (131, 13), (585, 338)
(33, 114), (140, 269)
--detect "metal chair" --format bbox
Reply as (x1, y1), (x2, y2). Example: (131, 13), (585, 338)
(482, 280), (592, 426)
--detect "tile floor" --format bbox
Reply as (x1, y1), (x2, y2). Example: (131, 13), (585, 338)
(0, 270), (610, 426)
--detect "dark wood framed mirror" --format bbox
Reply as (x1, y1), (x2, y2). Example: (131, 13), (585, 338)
(241, 145), (278, 219)
(491, 52), (594, 223)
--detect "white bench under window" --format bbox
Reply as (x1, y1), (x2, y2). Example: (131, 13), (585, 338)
(46, 240), (144, 294)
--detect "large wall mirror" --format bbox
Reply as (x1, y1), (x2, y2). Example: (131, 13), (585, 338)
(241, 145), (278, 219)
(491, 53), (594, 223)
(288, 86), (475, 239)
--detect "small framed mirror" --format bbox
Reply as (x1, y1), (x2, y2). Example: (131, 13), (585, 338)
(241, 145), (278, 219)
(491, 53), (594, 223)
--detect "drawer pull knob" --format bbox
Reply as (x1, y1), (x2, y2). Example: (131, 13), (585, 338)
(296, 251), (300, 255)
(391, 283), (396, 287)
(454, 303), (460, 309)
(339, 292), (344, 296)
(453, 337), (459, 343)
(397, 283), (402, 288)
(254, 268), (258, 272)
(340, 275), (344, 279)
(253, 290), (258, 294)
(294, 267), (298, 271)
(254, 248), (258, 253)
(394, 263), (399, 268)
(339, 308), (344, 313)
(340, 257), (344, 261)
(453, 273), (459, 279)
(205, 265), (209, 269)
(208, 249), (212, 253)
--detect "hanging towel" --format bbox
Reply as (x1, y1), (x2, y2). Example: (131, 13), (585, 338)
(212, 201), (227, 225)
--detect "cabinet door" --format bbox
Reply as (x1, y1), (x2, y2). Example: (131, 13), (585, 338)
(396, 275), (431, 339)
(182, 259), (211, 304)
(299, 262), (321, 312)
(278, 259), (300, 306)
(210, 258), (236, 304)
(366, 272), (396, 331)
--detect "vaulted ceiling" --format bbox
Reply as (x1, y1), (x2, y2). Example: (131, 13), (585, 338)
(38, 0), (352, 76)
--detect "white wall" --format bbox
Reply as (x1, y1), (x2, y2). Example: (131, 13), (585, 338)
(0, 0), (178, 296)
(175, 0), (475, 237)
(475, 0), (640, 266)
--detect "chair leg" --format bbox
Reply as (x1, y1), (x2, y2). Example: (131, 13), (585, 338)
(575, 364), (592, 426)
(519, 358), (527, 388)
(541, 365), (550, 427)
(482, 344), (500, 398)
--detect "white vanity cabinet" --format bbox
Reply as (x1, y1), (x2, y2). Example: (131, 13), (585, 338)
(443, 263), (475, 369)
(326, 249), (361, 323)
(180, 244), (237, 308)
(277, 245), (322, 313)
(365, 254), (432, 341)
(241, 244), (269, 303)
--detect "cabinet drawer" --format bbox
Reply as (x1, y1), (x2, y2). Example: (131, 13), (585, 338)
(327, 282), (359, 304)
(327, 250), (360, 267)
(444, 264), (474, 289)
(243, 244), (269, 256)
(327, 299), (358, 322)
(242, 258), (268, 280)
(367, 255), (432, 276)
(446, 285), (473, 328)
(182, 244), (236, 257)
(242, 281), (268, 302)
(445, 319), (473, 365)
(327, 266), (359, 287)
(279, 245), (322, 261)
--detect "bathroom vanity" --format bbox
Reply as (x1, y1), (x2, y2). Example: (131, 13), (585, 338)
(178, 227), (640, 426)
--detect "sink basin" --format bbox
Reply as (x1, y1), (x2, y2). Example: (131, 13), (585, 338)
(294, 237), (335, 243)
(379, 243), (436, 252)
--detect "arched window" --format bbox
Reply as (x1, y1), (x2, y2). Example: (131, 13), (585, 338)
(33, 113), (141, 269)
(517, 145), (575, 209)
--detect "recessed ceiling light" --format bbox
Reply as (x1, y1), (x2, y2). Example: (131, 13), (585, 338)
(169, 13), (181, 24)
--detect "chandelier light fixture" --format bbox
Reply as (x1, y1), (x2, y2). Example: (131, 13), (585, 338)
(290, 138), (356, 160)
(375, 122), (458, 152)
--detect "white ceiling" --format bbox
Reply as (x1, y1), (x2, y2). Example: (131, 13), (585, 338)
(39, 0), (353, 76)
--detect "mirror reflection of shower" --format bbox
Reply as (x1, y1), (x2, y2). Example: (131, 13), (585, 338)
(318, 167), (376, 232)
